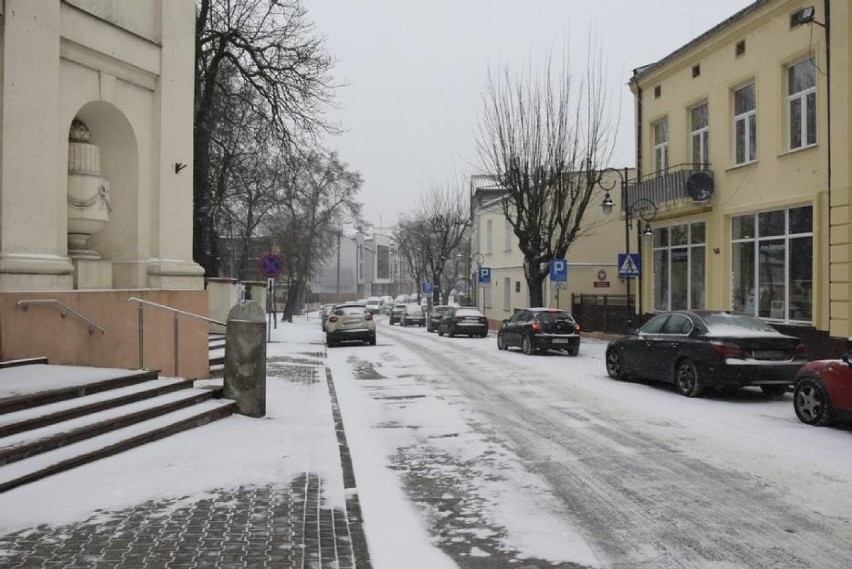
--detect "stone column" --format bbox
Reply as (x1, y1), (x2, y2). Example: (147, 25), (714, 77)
(223, 302), (266, 417)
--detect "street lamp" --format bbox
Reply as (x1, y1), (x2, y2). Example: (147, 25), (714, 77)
(457, 250), (484, 307)
(599, 167), (658, 324)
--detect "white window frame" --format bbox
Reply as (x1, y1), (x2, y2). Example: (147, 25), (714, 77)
(787, 58), (816, 151)
(733, 83), (757, 165)
(503, 277), (511, 311)
(690, 103), (709, 169)
(503, 218), (512, 252)
(652, 222), (706, 311)
(653, 119), (669, 173)
(485, 219), (493, 254)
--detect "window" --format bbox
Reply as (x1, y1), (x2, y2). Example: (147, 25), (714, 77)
(787, 58), (816, 150)
(654, 85), (661, 98)
(485, 219), (493, 254)
(734, 83), (756, 165)
(653, 222), (706, 311)
(503, 277), (511, 311)
(692, 64), (701, 78)
(731, 206), (813, 321)
(690, 103), (709, 168)
(504, 218), (512, 252)
(735, 40), (746, 57)
(653, 119), (669, 173)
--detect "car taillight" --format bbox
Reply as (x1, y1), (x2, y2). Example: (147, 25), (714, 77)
(712, 341), (743, 358)
(456, 317), (465, 322)
(530, 322), (541, 333)
(328, 316), (338, 323)
(480, 317), (487, 324)
(573, 323), (581, 332)
(794, 343), (806, 357)
(365, 314), (373, 321)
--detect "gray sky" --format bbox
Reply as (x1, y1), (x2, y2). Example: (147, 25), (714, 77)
(307, 0), (754, 231)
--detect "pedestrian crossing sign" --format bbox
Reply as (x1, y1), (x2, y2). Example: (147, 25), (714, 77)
(618, 253), (641, 278)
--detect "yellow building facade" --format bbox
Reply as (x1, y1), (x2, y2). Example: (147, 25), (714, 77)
(628, 0), (849, 356)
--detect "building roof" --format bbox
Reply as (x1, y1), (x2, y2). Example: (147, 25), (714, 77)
(631, 0), (766, 82)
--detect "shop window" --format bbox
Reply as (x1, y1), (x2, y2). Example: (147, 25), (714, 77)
(731, 206), (812, 321)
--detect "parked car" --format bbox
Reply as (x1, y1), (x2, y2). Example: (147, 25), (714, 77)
(497, 308), (581, 356)
(437, 306), (489, 338)
(325, 303), (376, 347)
(319, 303), (336, 331)
(793, 354), (852, 426)
(427, 305), (451, 332)
(401, 303), (426, 327)
(365, 296), (384, 314)
(389, 303), (407, 325)
(604, 311), (806, 398)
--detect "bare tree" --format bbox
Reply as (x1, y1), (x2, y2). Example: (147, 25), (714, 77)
(267, 150), (362, 321)
(195, 0), (338, 275)
(395, 183), (470, 305)
(476, 44), (616, 306)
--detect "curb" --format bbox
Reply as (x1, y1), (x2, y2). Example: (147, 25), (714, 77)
(325, 367), (373, 569)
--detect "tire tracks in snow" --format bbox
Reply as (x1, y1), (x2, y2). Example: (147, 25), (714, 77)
(382, 323), (852, 568)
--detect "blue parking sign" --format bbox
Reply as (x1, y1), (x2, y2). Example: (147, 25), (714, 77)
(549, 258), (567, 281)
(478, 267), (491, 284)
(422, 282), (433, 294)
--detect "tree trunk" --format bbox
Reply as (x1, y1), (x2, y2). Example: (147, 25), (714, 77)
(527, 268), (546, 308)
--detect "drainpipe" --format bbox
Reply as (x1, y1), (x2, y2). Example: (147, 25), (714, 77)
(823, 0), (832, 328)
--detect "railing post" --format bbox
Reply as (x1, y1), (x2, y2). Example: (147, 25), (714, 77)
(173, 312), (179, 377)
(137, 304), (144, 369)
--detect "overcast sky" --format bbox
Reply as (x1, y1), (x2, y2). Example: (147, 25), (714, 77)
(306, 0), (754, 232)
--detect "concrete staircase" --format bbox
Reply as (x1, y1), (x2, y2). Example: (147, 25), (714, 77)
(0, 362), (236, 493)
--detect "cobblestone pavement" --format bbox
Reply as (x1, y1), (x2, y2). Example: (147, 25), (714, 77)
(0, 353), (370, 569)
(0, 475), (351, 569)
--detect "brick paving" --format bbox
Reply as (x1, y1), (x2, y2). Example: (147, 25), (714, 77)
(0, 352), (370, 569)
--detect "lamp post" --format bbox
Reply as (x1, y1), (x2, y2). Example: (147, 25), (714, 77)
(600, 167), (657, 325)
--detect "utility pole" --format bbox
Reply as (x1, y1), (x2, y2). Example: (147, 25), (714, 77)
(335, 230), (341, 302)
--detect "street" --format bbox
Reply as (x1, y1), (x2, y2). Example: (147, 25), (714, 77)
(329, 315), (852, 568)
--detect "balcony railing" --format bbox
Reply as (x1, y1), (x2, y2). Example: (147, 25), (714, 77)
(627, 163), (714, 209)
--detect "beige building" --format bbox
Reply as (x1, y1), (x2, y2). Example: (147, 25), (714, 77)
(470, 172), (629, 328)
(627, 0), (849, 356)
(0, 1), (207, 375)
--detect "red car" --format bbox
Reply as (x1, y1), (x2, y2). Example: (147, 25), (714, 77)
(794, 356), (852, 426)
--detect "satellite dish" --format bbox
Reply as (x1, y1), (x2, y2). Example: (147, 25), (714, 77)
(686, 171), (714, 203)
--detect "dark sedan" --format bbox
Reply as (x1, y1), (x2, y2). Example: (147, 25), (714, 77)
(427, 305), (451, 332)
(605, 311), (806, 398)
(497, 308), (581, 356)
(793, 354), (852, 426)
(437, 307), (489, 338)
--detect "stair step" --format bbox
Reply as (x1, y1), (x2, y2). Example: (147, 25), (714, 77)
(0, 378), (193, 438)
(0, 366), (159, 414)
(0, 357), (49, 369)
(0, 388), (222, 465)
(0, 399), (236, 493)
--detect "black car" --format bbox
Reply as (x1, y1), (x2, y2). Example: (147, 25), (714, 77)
(427, 305), (451, 332)
(437, 307), (489, 338)
(605, 311), (806, 398)
(497, 308), (581, 356)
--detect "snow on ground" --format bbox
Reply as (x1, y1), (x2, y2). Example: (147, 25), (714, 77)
(3, 311), (852, 568)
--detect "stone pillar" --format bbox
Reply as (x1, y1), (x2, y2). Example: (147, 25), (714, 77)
(243, 281), (268, 311)
(223, 302), (266, 417)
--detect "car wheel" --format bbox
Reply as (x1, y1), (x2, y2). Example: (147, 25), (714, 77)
(569, 346), (579, 357)
(794, 375), (832, 426)
(438, 329), (444, 337)
(369, 335), (377, 346)
(760, 385), (789, 398)
(326, 337), (335, 348)
(605, 349), (627, 380)
(522, 336), (534, 356)
(449, 329), (455, 338)
(497, 333), (507, 350)
(675, 359), (703, 398)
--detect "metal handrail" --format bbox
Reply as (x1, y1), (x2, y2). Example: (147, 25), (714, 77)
(126, 296), (226, 376)
(16, 299), (105, 335)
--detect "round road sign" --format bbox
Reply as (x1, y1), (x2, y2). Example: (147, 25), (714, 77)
(259, 254), (284, 278)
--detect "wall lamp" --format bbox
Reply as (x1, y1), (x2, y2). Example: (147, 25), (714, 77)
(791, 6), (824, 28)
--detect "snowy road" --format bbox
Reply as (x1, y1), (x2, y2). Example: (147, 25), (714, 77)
(330, 316), (852, 568)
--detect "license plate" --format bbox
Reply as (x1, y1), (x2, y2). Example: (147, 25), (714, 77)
(553, 338), (568, 344)
(752, 350), (787, 360)
(465, 317), (478, 321)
